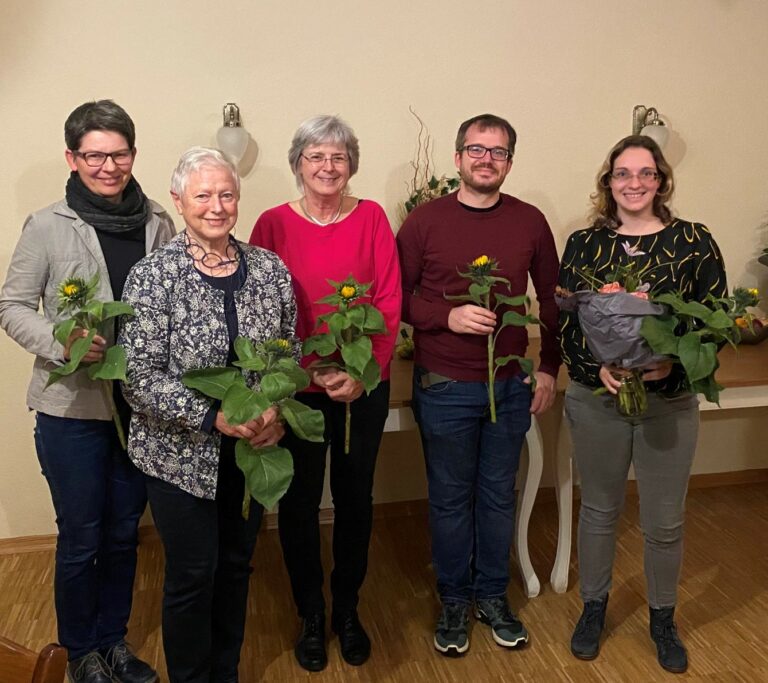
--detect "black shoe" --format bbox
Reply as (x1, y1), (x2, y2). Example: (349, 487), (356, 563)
(570, 596), (608, 660)
(295, 613), (327, 672)
(102, 642), (157, 683)
(67, 652), (115, 683)
(332, 610), (371, 666)
(650, 606), (688, 673)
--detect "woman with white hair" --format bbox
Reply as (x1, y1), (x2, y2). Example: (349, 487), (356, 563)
(120, 147), (298, 683)
(250, 115), (401, 672)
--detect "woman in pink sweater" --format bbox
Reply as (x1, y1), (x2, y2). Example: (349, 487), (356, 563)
(249, 115), (400, 673)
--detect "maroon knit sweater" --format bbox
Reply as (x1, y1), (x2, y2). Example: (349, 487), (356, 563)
(396, 192), (560, 381)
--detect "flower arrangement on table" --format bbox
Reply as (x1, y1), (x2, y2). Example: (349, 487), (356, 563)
(303, 276), (388, 453)
(557, 242), (760, 415)
(47, 274), (135, 448)
(182, 337), (325, 514)
(446, 255), (541, 423)
(398, 108), (459, 225)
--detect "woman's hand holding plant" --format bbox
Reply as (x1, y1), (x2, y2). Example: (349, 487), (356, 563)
(64, 329), (106, 363)
(214, 405), (284, 447)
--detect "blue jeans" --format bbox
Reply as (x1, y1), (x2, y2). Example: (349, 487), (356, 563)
(412, 368), (531, 604)
(34, 413), (147, 660)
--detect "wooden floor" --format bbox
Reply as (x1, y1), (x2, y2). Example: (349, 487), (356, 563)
(2, 483), (768, 682)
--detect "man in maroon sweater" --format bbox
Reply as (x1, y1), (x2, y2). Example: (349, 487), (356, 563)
(396, 114), (560, 656)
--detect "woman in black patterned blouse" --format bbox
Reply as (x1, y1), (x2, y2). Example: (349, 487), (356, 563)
(558, 136), (727, 675)
(120, 147), (297, 683)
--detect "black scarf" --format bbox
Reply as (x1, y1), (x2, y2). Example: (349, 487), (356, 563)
(65, 172), (150, 234)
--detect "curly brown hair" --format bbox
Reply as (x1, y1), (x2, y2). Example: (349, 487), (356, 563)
(589, 135), (674, 230)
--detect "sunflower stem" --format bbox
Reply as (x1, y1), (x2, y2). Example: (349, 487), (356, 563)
(101, 380), (127, 450)
(485, 292), (497, 423)
(345, 402), (351, 454)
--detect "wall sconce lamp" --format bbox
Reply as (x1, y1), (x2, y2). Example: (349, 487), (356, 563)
(632, 105), (669, 148)
(216, 103), (250, 165)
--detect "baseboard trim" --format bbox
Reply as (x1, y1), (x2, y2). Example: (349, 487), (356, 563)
(2, 469), (766, 554)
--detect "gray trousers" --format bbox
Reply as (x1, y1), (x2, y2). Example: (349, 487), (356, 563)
(565, 382), (699, 608)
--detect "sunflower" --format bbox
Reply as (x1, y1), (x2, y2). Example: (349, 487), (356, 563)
(57, 276), (91, 311)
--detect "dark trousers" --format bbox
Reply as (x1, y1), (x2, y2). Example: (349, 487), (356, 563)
(146, 439), (263, 683)
(34, 412), (146, 660)
(278, 381), (390, 618)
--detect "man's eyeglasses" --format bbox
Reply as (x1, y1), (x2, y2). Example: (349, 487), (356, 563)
(610, 168), (659, 184)
(301, 153), (349, 166)
(72, 149), (135, 167)
(459, 145), (511, 162)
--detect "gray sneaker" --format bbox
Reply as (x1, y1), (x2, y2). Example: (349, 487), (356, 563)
(474, 597), (528, 648)
(434, 601), (470, 656)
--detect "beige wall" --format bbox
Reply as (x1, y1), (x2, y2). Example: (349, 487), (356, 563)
(2, 1), (768, 539)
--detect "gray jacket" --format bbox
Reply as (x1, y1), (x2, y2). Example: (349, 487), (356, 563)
(0, 199), (176, 420)
(119, 234), (298, 499)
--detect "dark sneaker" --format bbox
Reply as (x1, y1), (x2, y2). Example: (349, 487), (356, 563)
(570, 596), (608, 660)
(474, 597), (528, 648)
(434, 601), (469, 656)
(295, 612), (327, 672)
(67, 652), (114, 683)
(650, 606), (688, 674)
(332, 609), (371, 666)
(103, 642), (157, 683)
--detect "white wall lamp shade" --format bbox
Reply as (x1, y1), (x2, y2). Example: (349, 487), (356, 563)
(216, 103), (249, 165)
(632, 105), (669, 148)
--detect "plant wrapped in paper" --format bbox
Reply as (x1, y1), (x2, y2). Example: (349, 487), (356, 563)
(640, 287), (760, 405)
(557, 287), (666, 415)
(446, 255), (541, 423)
(182, 337), (325, 515)
(302, 275), (387, 453)
(47, 273), (135, 448)
(557, 242), (676, 416)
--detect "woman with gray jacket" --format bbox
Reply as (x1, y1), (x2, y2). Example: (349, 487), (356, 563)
(0, 100), (174, 683)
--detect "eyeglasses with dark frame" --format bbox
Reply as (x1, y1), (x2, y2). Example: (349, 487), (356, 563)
(458, 145), (512, 162)
(301, 152), (349, 166)
(71, 149), (135, 168)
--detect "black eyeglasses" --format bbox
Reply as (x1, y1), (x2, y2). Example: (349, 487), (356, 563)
(71, 149), (135, 167)
(459, 145), (512, 161)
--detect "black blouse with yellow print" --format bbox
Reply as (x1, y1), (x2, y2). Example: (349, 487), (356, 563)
(558, 219), (728, 392)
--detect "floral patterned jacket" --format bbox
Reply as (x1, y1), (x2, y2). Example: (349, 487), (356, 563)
(119, 233), (298, 499)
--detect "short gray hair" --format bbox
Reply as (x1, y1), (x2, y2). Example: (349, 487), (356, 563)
(287, 115), (360, 191)
(170, 147), (240, 196)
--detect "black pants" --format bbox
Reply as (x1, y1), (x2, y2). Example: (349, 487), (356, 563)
(146, 439), (263, 683)
(278, 382), (390, 618)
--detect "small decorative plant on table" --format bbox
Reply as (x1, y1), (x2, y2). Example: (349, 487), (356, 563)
(447, 255), (541, 423)
(302, 276), (387, 453)
(640, 286), (760, 403)
(183, 337), (325, 514)
(398, 107), (459, 224)
(47, 273), (135, 448)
